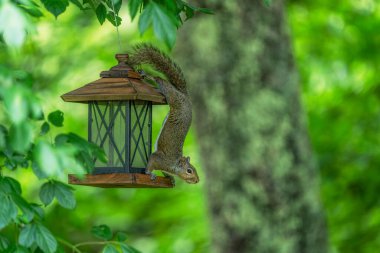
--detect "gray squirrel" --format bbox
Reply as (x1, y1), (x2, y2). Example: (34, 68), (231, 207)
(128, 44), (199, 184)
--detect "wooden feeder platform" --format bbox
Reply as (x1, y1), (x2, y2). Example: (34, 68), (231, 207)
(68, 173), (174, 188)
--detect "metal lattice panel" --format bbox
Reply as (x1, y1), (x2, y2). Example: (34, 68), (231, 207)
(89, 101), (152, 174)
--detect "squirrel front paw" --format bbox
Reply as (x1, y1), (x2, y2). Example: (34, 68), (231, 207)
(162, 172), (176, 186)
(145, 170), (157, 181)
(169, 177), (175, 186)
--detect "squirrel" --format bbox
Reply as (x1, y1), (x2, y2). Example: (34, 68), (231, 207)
(127, 44), (199, 184)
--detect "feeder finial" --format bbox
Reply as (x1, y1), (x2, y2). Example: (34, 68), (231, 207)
(115, 54), (129, 63)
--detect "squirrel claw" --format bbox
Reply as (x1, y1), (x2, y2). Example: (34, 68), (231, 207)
(150, 173), (157, 181)
(145, 170), (157, 181)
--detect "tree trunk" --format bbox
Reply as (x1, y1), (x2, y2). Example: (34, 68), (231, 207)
(176, 1), (328, 252)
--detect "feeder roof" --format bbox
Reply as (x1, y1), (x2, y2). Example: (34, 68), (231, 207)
(61, 54), (167, 104)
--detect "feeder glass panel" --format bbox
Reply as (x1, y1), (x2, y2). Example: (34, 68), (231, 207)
(89, 101), (152, 174)
(130, 101), (152, 170)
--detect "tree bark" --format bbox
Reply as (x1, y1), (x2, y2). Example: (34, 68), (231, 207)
(176, 1), (328, 252)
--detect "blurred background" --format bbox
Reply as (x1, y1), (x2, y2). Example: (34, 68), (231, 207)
(0, 0), (379, 252)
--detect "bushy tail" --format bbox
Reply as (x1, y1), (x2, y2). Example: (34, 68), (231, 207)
(128, 43), (187, 95)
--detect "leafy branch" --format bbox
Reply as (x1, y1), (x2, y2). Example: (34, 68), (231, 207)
(4, 0), (213, 48)
(56, 225), (141, 253)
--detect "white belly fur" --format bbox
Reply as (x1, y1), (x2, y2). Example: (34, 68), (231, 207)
(154, 113), (168, 151)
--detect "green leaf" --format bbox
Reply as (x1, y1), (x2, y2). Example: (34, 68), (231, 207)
(138, 3), (153, 34)
(116, 231), (127, 242)
(40, 122), (50, 136)
(96, 3), (107, 25)
(35, 224), (57, 253)
(176, 0), (185, 10)
(5, 178), (21, 193)
(20, 160), (29, 169)
(19, 223), (57, 253)
(103, 244), (119, 253)
(9, 122), (33, 153)
(64, 133), (91, 150)
(41, 0), (69, 18)
(0, 177), (22, 195)
(56, 146), (87, 175)
(92, 146), (108, 163)
(106, 0), (122, 14)
(27, 95), (43, 120)
(120, 244), (142, 253)
(54, 134), (69, 146)
(3, 87), (28, 124)
(0, 192), (18, 229)
(39, 182), (55, 206)
(69, 0), (85, 10)
(78, 150), (94, 170)
(53, 181), (76, 209)
(32, 162), (48, 179)
(181, 3), (213, 18)
(30, 203), (45, 220)
(128, 0), (142, 20)
(106, 12), (122, 26)
(4, 159), (16, 170)
(18, 4), (44, 17)
(47, 110), (64, 127)
(53, 133), (103, 174)
(114, 0), (122, 14)
(184, 6), (194, 20)
(18, 224), (35, 248)
(163, 0), (178, 13)
(0, 235), (9, 251)
(34, 141), (61, 178)
(152, 3), (177, 48)
(53, 133), (105, 174)
(10, 193), (35, 222)
(138, 2), (178, 48)
(12, 155), (27, 164)
(0, 125), (6, 149)
(0, 2), (28, 47)
(92, 225), (113, 241)
(39, 181), (76, 209)
(82, 0), (96, 9)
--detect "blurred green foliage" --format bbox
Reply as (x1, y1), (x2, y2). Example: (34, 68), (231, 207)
(1, 0), (379, 252)
(288, 0), (380, 252)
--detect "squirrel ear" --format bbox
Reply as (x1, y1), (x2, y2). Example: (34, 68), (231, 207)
(186, 157), (190, 162)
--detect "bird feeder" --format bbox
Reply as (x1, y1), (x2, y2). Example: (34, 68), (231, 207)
(61, 54), (173, 188)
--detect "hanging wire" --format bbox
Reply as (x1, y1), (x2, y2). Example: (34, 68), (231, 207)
(110, 0), (122, 52)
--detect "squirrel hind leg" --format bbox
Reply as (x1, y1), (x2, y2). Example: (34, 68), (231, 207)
(145, 163), (157, 181)
(155, 78), (182, 105)
(146, 152), (163, 181)
(145, 154), (156, 181)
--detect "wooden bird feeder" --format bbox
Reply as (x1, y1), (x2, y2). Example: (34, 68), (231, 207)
(61, 54), (173, 188)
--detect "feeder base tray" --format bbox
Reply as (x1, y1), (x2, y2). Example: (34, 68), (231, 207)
(68, 173), (174, 188)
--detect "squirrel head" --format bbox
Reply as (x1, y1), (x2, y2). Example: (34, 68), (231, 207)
(176, 156), (199, 184)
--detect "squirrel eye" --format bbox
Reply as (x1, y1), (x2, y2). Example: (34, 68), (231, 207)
(186, 169), (193, 174)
